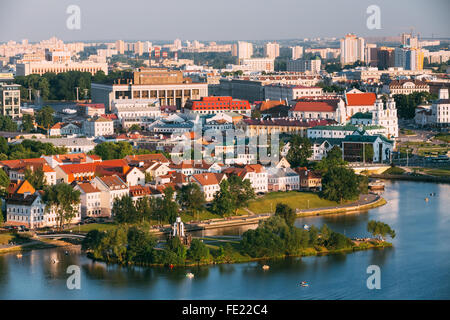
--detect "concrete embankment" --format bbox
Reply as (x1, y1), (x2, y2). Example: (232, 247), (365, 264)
(149, 195), (386, 236)
(370, 174), (450, 183)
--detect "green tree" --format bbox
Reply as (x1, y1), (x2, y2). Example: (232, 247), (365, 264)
(321, 166), (361, 202)
(155, 187), (179, 224)
(0, 169), (9, 198)
(275, 203), (296, 226)
(128, 124), (142, 132)
(363, 144), (374, 163)
(177, 183), (206, 217)
(126, 226), (157, 263)
(228, 175), (255, 215)
(91, 141), (134, 160)
(187, 238), (210, 265)
(24, 167), (46, 190)
(21, 114), (35, 132)
(113, 195), (137, 224)
(367, 220), (396, 241)
(0, 115), (18, 132)
(211, 179), (234, 216)
(43, 183), (81, 231)
(286, 135), (312, 167)
(35, 106), (55, 129)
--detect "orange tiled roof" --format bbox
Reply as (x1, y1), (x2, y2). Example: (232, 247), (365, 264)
(191, 172), (225, 186)
(345, 92), (376, 106)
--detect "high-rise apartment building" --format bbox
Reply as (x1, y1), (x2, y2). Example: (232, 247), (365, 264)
(237, 41), (253, 61)
(291, 46), (304, 60)
(116, 40), (125, 55)
(264, 42), (280, 59)
(134, 41), (144, 56)
(0, 83), (21, 119)
(340, 34), (365, 65)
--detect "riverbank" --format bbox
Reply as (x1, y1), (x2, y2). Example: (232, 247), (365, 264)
(370, 174), (450, 183)
(86, 239), (392, 268)
(0, 236), (77, 255)
(150, 194), (387, 236)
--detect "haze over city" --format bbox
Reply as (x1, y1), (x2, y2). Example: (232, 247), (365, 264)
(0, 0), (449, 42)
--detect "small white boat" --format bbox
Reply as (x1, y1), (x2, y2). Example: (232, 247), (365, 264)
(262, 265), (270, 270)
(186, 272), (194, 278)
(62, 108), (77, 114)
(303, 224), (310, 230)
(16, 253), (23, 259)
(300, 281), (309, 287)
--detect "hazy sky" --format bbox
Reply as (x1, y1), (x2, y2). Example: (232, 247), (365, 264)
(0, 0), (449, 42)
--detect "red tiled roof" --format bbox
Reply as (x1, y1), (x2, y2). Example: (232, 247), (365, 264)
(191, 173), (225, 186)
(345, 92), (376, 106)
(291, 100), (338, 112)
(77, 182), (100, 193)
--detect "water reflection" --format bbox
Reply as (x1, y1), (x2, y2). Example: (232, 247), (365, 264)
(0, 181), (449, 299)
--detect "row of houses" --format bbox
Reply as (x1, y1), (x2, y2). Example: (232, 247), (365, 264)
(2, 152), (322, 229)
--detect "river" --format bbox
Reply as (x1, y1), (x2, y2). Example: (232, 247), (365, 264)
(0, 180), (449, 299)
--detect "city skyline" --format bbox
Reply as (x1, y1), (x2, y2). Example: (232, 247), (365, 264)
(0, 0), (449, 42)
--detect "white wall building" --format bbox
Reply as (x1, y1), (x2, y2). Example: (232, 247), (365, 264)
(83, 116), (114, 137)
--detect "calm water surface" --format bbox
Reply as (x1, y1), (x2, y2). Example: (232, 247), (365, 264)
(0, 180), (449, 299)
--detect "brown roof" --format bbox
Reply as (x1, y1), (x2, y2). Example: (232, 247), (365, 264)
(97, 175), (128, 189)
(125, 153), (169, 164)
(291, 100), (338, 112)
(77, 182), (101, 193)
(258, 100), (287, 111)
(191, 173), (225, 186)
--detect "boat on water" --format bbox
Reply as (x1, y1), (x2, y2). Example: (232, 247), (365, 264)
(186, 272), (194, 278)
(62, 108), (77, 114)
(303, 224), (310, 230)
(262, 265), (270, 270)
(300, 281), (309, 287)
(16, 253), (22, 258)
(368, 180), (385, 191)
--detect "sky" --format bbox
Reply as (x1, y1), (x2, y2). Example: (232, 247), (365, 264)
(0, 0), (449, 42)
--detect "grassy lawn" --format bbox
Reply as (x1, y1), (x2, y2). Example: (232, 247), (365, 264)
(180, 210), (223, 223)
(245, 191), (342, 214)
(0, 233), (14, 245)
(434, 133), (450, 143)
(66, 222), (118, 233)
(417, 167), (450, 177)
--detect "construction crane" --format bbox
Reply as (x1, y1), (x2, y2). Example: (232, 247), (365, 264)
(35, 122), (51, 138)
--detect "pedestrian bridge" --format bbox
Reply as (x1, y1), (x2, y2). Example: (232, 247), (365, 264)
(37, 233), (86, 240)
(347, 163), (391, 174)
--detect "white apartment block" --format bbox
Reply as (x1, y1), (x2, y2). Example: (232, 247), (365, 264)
(291, 46), (303, 60)
(83, 116), (114, 137)
(431, 89), (450, 126)
(340, 34), (365, 65)
(240, 58), (274, 72)
(237, 41), (253, 60)
(74, 183), (103, 218)
(6, 193), (80, 229)
(92, 175), (129, 217)
(264, 42), (280, 59)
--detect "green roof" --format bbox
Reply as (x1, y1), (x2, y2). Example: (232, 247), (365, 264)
(351, 112), (373, 119)
(309, 137), (344, 146)
(343, 134), (393, 144)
